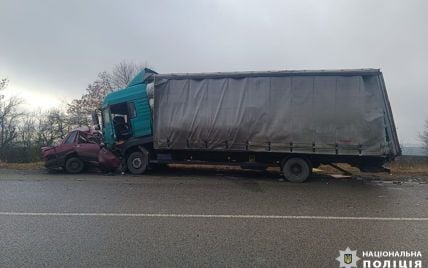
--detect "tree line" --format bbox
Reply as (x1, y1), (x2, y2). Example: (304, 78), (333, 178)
(0, 61), (144, 162)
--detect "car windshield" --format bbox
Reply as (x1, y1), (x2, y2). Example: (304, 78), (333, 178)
(63, 131), (77, 144)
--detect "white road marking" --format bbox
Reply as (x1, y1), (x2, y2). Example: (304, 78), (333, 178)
(0, 212), (426, 221)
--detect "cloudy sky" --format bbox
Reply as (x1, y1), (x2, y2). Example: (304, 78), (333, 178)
(0, 0), (427, 144)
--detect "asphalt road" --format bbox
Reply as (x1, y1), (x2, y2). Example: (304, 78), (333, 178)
(0, 168), (427, 267)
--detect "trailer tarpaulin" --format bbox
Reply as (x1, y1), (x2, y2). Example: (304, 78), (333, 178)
(153, 69), (400, 157)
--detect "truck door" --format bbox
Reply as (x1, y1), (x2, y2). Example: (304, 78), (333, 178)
(101, 107), (115, 146)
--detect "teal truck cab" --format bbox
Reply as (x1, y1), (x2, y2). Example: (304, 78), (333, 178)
(99, 68), (400, 182)
(100, 68), (156, 174)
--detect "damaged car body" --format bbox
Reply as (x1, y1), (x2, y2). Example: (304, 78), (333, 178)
(41, 129), (120, 173)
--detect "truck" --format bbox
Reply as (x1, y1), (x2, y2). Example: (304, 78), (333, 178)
(97, 68), (401, 182)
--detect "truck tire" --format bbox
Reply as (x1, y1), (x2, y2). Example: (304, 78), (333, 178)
(127, 151), (148, 174)
(282, 157), (311, 183)
(65, 157), (84, 174)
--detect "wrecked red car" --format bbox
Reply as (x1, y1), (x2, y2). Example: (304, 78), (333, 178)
(41, 129), (120, 173)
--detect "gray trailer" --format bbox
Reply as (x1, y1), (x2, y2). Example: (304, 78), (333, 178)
(102, 68), (401, 182)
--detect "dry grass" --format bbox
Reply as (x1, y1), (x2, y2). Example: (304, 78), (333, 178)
(0, 161), (44, 170)
(388, 156), (428, 174)
(317, 158), (428, 175)
(389, 163), (428, 173)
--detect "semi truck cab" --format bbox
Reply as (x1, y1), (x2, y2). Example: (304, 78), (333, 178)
(99, 68), (157, 174)
(101, 68), (156, 148)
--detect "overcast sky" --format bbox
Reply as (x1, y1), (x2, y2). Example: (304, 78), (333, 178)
(0, 0), (427, 144)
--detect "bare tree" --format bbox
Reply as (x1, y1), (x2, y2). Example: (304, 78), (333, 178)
(65, 60), (149, 131)
(0, 96), (24, 146)
(18, 113), (37, 149)
(0, 78), (8, 91)
(420, 119), (428, 152)
(97, 71), (114, 93)
(66, 98), (91, 127)
(36, 109), (69, 146)
(15, 113), (40, 162)
(67, 60), (148, 126)
(110, 60), (146, 89)
(67, 72), (113, 126)
(0, 78), (24, 160)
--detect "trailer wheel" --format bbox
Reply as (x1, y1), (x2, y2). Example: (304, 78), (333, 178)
(282, 157), (311, 183)
(127, 151), (148, 175)
(65, 157), (84, 174)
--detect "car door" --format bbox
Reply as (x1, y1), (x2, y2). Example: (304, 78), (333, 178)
(75, 132), (101, 164)
(55, 131), (78, 166)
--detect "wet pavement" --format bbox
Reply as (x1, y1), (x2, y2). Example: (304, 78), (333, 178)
(0, 168), (427, 267)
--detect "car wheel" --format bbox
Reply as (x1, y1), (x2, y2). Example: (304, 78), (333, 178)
(65, 157), (84, 174)
(282, 157), (311, 183)
(127, 151), (148, 174)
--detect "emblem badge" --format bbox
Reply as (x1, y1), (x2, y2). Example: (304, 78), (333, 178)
(336, 247), (360, 268)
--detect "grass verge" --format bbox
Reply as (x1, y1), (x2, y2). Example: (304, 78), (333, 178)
(0, 161), (44, 170)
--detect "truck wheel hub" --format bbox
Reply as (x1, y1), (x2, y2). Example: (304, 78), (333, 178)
(290, 164), (302, 175)
(132, 158), (142, 169)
